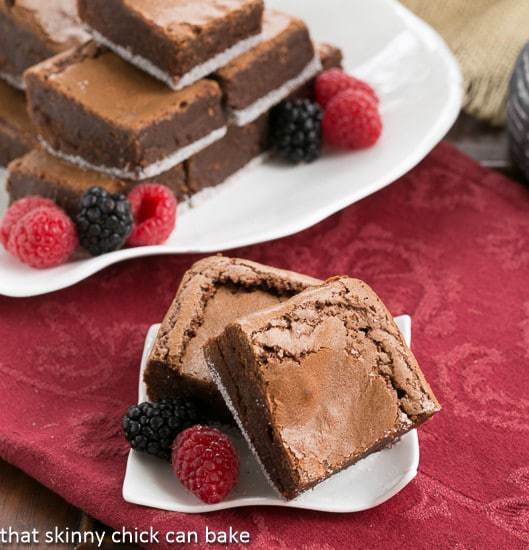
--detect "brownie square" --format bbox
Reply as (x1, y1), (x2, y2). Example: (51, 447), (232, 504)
(6, 149), (187, 216)
(205, 277), (441, 499)
(78, 0), (264, 91)
(215, 10), (319, 125)
(0, 0), (88, 89)
(145, 256), (320, 421)
(0, 79), (36, 167)
(24, 42), (227, 181)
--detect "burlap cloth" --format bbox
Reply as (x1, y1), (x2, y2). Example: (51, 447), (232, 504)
(401, 0), (529, 126)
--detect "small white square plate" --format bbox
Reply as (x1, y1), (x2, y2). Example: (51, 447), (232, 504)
(123, 315), (418, 514)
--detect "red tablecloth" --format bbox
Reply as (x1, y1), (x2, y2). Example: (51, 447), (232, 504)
(1, 142), (528, 549)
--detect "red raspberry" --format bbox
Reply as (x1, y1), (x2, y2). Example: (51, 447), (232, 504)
(0, 196), (55, 249)
(322, 89), (382, 149)
(172, 425), (239, 504)
(127, 184), (177, 246)
(315, 68), (378, 108)
(8, 206), (78, 268)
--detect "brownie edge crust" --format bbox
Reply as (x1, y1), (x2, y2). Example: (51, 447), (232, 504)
(205, 276), (441, 499)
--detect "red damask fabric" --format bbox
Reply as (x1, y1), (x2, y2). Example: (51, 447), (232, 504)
(0, 142), (528, 549)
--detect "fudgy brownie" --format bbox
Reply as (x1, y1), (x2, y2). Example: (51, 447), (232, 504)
(78, 0), (264, 91)
(215, 10), (319, 125)
(0, 0), (88, 89)
(0, 79), (36, 167)
(6, 149), (186, 216)
(25, 42), (227, 180)
(145, 256), (320, 420)
(186, 114), (269, 194)
(205, 277), (441, 499)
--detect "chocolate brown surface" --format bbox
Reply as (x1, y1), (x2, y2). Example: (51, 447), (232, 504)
(0, 79), (36, 166)
(7, 149), (187, 216)
(318, 43), (343, 71)
(205, 277), (441, 499)
(0, 0), (88, 83)
(78, 0), (264, 84)
(215, 10), (314, 110)
(186, 114), (269, 193)
(145, 256), (320, 420)
(24, 42), (226, 175)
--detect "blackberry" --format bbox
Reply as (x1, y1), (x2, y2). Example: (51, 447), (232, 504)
(122, 399), (204, 461)
(76, 187), (133, 256)
(270, 99), (323, 164)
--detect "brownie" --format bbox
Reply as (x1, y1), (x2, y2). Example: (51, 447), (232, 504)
(318, 43), (343, 71)
(24, 42), (227, 181)
(215, 10), (318, 125)
(78, 0), (264, 91)
(6, 149), (187, 216)
(0, 0), (88, 89)
(186, 114), (269, 194)
(145, 256), (320, 420)
(205, 277), (441, 499)
(0, 79), (36, 167)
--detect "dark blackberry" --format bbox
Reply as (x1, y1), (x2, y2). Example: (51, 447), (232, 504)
(122, 399), (204, 461)
(76, 187), (133, 256)
(270, 99), (323, 164)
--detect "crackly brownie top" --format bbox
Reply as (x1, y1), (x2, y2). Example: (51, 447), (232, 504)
(26, 42), (222, 129)
(1, 0), (89, 49)
(120, 0), (263, 42)
(227, 277), (440, 483)
(149, 256), (320, 382)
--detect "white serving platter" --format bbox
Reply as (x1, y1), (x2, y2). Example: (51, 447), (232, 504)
(0, 0), (462, 297)
(123, 315), (418, 514)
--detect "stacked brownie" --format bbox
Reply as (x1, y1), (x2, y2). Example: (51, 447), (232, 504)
(146, 257), (441, 499)
(0, 0), (87, 168)
(3, 1), (342, 211)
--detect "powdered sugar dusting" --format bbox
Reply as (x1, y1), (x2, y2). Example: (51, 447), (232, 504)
(205, 357), (284, 498)
(231, 56), (323, 126)
(0, 72), (25, 91)
(0, 168), (8, 218)
(39, 127), (227, 180)
(88, 28), (264, 91)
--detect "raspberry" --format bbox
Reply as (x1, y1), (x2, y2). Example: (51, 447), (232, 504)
(127, 184), (177, 246)
(0, 196), (55, 249)
(8, 206), (78, 268)
(322, 89), (382, 149)
(173, 425), (239, 504)
(315, 69), (378, 108)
